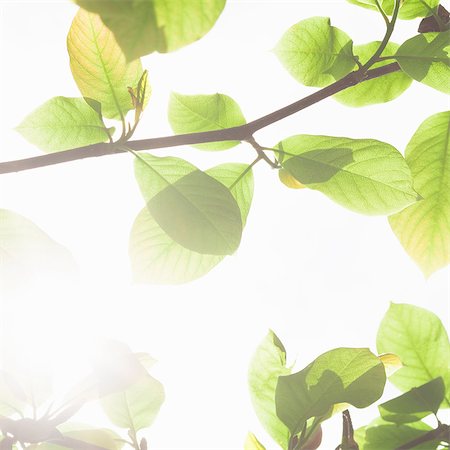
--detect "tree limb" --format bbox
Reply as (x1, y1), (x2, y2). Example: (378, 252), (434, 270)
(0, 63), (400, 175)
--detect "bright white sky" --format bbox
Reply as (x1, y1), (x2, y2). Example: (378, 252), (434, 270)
(0, 1), (449, 449)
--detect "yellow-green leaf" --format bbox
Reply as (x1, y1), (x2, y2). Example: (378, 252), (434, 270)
(67, 8), (145, 119)
(389, 111), (450, 276)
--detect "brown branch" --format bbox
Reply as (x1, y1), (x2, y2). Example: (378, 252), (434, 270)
(396, 423), (450, 449)
(0, 63), (401, 175)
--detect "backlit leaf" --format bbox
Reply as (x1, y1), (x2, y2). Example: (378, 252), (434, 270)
(379, 377), (445, 423)
(134, 154), (243, 255)
(67, 8), (145, 119)
(0, 209), (76, 289)
(168, 92), (246, 151)
(276, 17), (355, 87)
(346, 0), (440, 19)
(244, 433), (266, 450)
(100, 374), (165, 432)
(73, 0), (226, 61)
(395, 32), (450, 94)
(377, 303), (450, 408)
(278, 135), (417, 215)
(355, 418), (440, 450)
(130, 162), (253, 284)
(334, 42), (412, 107)
(248, 331), (291, 449)
(389, 111), (450, 276)
(275, 348), (386, 435)
(16, 97), (111, 152)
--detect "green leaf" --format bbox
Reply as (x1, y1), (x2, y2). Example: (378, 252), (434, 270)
(67, 8), (145, 119)
(346, 0), (394, 14)
(0, 209), (76, 288)
(346, 0), (440, 19)
(278, 135), (417, 215)
(334, 42), (412, 107)
(168, 92), (247, 151)
(73, 0), (226, 61)
(399, 0), (441, 20)
(275, 17), (355, 87)
(389, 111), (450, 276)
(377, 303), (450, 408)
(395, 32), (450, 94)
(355, 418), (441, 450)
(29, 424), (124, 450)
(275, 348), (386, 436)
(244, 432), (267, 450)
(16, 97), (112, 152)
(134, 154), (243, 255)
(248, 331), (291, 449)
(379, 377), (445, 423)
(130, 162), (253, 284)
(100, 374), (165, 432)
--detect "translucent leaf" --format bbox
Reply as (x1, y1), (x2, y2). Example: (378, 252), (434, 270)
(73, 0), (226, 61)
(275, 348), (386, 435)
(244, 432), (266, 450)
(29, 424), (124, 450)
(399, 0), (441, 20)
(0, 209), (76, 289)
(395, 32), (450, 94)
(130, 162), (254, 284)
(275, 17), (355, 87)
(334, 42), (412, 107)
(378, 353), (402, 377)
(389, 111), (450, 276)
(278, 168), (306, 189)
(168, 92), (247, 151)
(379, 377), (445, 423)
(355, 418), (441, 450)
(100, 374), (165, 432)
(134, 154), (243, 255)
(67, 9), (145, 119)
(278, 135), (417, 215)
(346, 0), (394, 14)
(16, 97), (112, 152)
(377, 303), (450, 408)
(248, 331), (291, 449)
(346, 0), (440, 19)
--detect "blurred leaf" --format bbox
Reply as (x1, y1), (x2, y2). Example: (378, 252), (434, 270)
(168, 92), (246, 151)
(377, 303), (450, 408)
(278, 135), (417, 215)
(395, 32), (450, 94)
(67, 9), (145, 119)
(379, 377), (445, 423)
(16, 97), (112, 152)
(130, 162), (253, 284)
(244, 432), (266, 450)
(334, 42), (412, 107)
(91, 340), (149, 396)
(29, 424), (122, 449)
(100, 374), (164, 432)
(0, 209), (76, 290)
(275, 348), (386, 436)
(248, 331), (290, 449)
(355, 418), (441, 449)
(73, 0), (226, 60)
(389, 111), (450, 276)
(276, 17), (354, 87)
(134, 154), (243, 255)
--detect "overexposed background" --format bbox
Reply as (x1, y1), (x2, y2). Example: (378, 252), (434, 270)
(0, 1), (449, 448)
